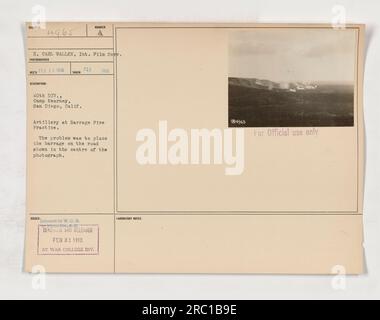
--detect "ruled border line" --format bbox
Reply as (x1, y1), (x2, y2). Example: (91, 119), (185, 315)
(113, 25), (361, 216)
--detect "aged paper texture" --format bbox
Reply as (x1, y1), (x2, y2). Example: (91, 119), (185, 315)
(25, 23), (365, 274)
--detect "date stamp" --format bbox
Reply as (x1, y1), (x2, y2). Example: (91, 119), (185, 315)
(37, 224), (99, 256)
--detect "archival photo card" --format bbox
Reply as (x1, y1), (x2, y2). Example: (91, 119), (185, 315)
(228, 28), (357, 127)
(24, 23), (365, 274)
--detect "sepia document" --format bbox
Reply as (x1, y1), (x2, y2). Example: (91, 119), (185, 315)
(25, 22), (365, 274)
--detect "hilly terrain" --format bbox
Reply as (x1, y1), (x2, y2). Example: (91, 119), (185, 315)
(228, 77), (354, 127)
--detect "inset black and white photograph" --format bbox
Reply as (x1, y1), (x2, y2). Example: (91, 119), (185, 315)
(229, 29), (357, 127)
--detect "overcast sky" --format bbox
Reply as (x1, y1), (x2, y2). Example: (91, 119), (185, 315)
(229, 28), (357, 83)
